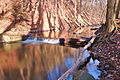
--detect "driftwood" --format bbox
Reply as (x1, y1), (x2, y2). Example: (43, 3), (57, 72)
(58, 36), (96, 80)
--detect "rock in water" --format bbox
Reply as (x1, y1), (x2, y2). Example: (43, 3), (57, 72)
(73, 70), (95, 80)
(2, 34), (22, 42)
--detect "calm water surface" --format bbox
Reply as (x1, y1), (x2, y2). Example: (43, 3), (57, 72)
(0, 41), (81, 80)
(0, 27), (101, 80)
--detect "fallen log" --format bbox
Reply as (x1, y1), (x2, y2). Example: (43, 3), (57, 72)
(58, 36), (96, 80)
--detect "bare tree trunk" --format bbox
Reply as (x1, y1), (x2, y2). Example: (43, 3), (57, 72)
(106, 0), (119, 33)
(75, 0), (77, 18)
(116, 0), (120, 19)
(77, 0), (82, 15)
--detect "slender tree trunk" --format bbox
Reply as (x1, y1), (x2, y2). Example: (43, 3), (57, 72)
(106, 0), (119, 33)
(116, 0), (120, 19)
(77, 0), (82, 15)
(75, 0), (77, 18)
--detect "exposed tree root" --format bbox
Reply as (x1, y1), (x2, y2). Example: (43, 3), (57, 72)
(95, 18), (120, 46)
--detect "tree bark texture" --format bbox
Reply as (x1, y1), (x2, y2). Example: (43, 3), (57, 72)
(106, 0), (119, 33)
(116, 0), (120, 18)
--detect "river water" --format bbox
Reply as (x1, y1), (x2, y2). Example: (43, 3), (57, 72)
(0, 40), (80, 80)
(0, 28), (101, 80)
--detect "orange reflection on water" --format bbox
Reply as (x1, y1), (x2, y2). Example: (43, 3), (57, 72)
(0, 42), (80, 80)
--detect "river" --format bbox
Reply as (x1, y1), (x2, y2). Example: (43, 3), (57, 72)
(0, 27), (101, 80)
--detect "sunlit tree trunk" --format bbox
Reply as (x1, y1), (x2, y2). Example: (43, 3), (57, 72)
(106, 0), (119, 33)
(77, 0), (82, 15)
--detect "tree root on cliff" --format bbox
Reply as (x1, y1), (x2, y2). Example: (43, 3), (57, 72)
(93, 25), (117, 47)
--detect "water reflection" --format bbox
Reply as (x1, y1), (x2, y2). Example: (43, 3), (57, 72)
(0, 25), (101, 80)
(47, 57), (74, 80)
(0, 42), (79, 80)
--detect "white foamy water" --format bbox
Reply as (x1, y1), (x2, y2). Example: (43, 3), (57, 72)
(21, 37), (60, 45)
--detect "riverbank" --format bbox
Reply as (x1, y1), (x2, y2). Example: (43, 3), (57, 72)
(91, 28), (120, 80)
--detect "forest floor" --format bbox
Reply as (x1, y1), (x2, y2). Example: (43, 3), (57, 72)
(91, 23), (120, 80)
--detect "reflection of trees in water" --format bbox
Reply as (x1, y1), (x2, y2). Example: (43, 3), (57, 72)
(0, 43), (77, 80)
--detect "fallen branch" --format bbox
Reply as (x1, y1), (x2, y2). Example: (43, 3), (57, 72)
(58, 36), (96, 80)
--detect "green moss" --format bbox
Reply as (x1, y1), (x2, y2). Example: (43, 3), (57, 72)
(0, 10), (4, 20)
(0, 17), (3, 20)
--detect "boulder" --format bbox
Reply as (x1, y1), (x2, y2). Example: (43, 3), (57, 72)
(2, 34), (22, 42)
(73, 70), (95, 80)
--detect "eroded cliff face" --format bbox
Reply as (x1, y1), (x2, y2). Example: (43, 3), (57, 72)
(0, 0), (13, 34)
(0, 0), (106, 35)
